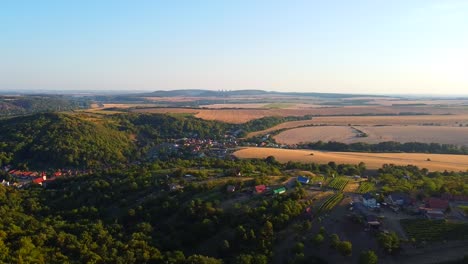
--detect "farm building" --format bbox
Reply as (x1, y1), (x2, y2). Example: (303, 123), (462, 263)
(362, 193), (377, 208)
(273, 187), (286, 195)
(255, 185), (267, 194)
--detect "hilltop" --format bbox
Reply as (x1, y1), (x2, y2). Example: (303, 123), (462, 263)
(0, 113), (134, 169)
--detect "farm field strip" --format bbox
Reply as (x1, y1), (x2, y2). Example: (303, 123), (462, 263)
(132, 107), (468, 124)
(273, 125), (468, 146)
(317, 192), (344, 214)
(356, 182), (375, 194)
(233, 147), (468, 171)
(247, 114), (468, 138)
(326, 177), (349, 191)
(401, 219), (468, 242)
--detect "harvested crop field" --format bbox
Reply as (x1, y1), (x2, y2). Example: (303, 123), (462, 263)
(273, 125), (468, 146)
(133, 106), (468, 124)
(131, 108), (200, 115)
(247, 114), (468, 137)
(274, 126), (356, 144)
(233, 147), (468, 171)
(199, 103), (268, 109)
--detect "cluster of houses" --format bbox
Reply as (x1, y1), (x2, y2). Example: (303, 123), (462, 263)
(358, 190), (455, 221)
(222, 176), (313, 196)
(2, 167), (91, 188)
(150, 137), (239, 160)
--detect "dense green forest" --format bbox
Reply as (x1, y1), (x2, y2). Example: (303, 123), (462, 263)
(0, 158), (331, 263)
(0, 96), (90, 117)
(0, 113), (134, 169)
(1, 158), (467, 263)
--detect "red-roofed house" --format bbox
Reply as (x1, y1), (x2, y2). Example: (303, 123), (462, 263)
(426, 198), (449, 210)
(32, 177), (45, 185)
(255, 185), (267, 194)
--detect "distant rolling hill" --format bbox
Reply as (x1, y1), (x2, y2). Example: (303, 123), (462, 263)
(0, 95), (90, 117)
(143, 89), (385, 98)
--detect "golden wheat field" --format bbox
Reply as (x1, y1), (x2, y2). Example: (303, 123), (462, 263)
(273, 125), (468, 146)
(274, 126), (356, 144)
(233, 147), (468, 171)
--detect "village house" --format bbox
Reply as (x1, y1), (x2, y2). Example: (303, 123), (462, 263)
(255, 184), (267, 194)
(420, 197), (449, 220)
(426, 197), (449, 211)
(362, 193), (378, 208)
(273, 187), (286, 195)
(297, 176), (310, 185)
(353, 202), (380, 228)
(387, 192), (412, 207)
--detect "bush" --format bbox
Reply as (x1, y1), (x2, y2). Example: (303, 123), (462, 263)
(330, 234), (340, 248)
(378, 232), (400, 253)
(359, 250), (378, 264)
(337, 241), (352, 256)
(313, 234), (324, 245)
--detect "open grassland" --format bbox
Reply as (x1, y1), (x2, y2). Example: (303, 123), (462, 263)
(273, 125), (468, 146)
(248, 114), (468, 137)
(233, 147), (468, 171)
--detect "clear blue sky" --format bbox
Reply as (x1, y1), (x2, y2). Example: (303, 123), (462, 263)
(1, 0), (467, 94)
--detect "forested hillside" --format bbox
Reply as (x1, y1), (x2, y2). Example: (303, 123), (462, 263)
(0, 113), (134, 169)
(0, 95), (90, 117)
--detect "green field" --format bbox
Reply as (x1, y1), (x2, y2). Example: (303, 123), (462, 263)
(356, 181), (375, 194)
(401, 219), (468, 242)
(317, 192), (344, 214)
(327, 177), (349, 191)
